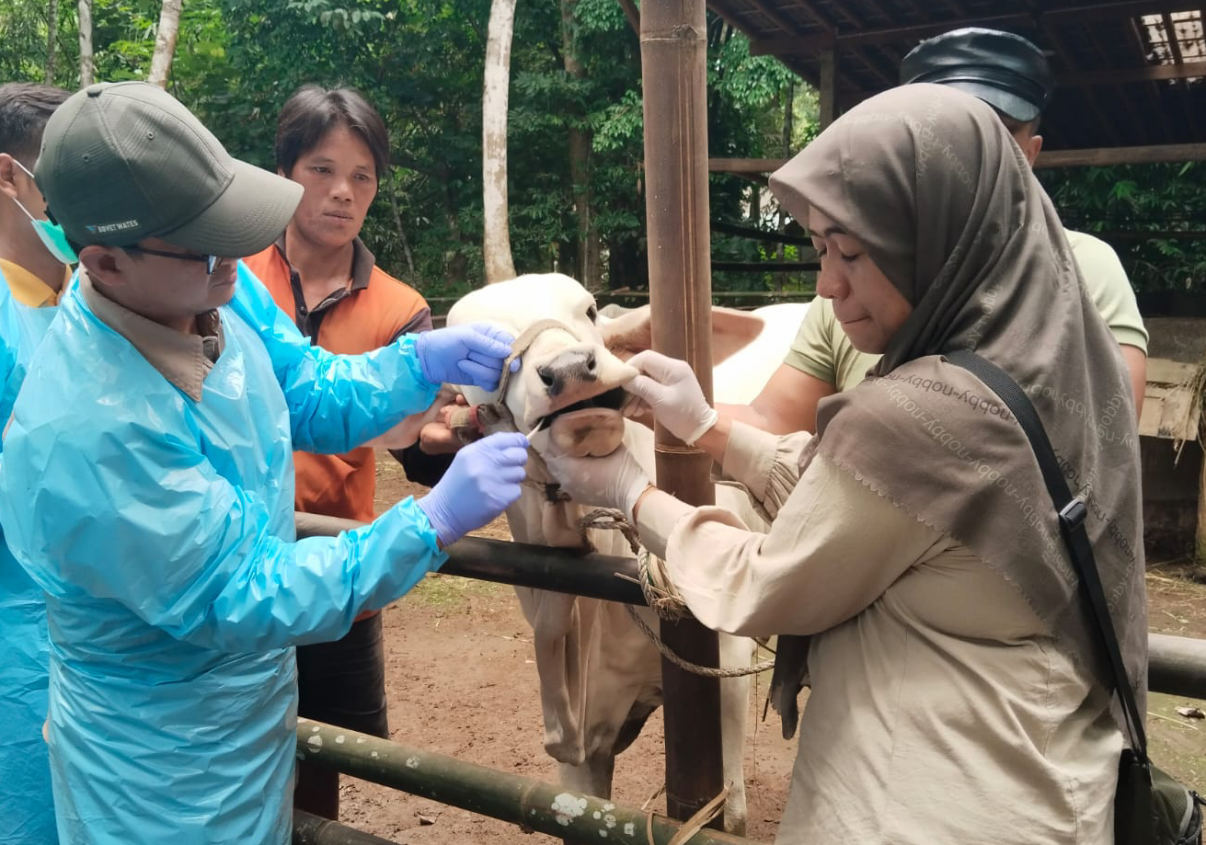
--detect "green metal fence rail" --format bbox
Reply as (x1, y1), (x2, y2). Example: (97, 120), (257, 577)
(295, 720), (762, 845)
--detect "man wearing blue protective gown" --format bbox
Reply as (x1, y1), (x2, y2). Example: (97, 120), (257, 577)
(0, 81), (73, 845)
(0, 81), (531, 845)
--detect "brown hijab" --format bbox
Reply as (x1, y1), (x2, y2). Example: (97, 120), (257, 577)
(768, 84), (1146, 737)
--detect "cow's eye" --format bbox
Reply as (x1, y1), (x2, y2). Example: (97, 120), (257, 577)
(586, 305), (597, 323)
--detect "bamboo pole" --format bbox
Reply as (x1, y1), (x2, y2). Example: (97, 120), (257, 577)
(295, 721), (761, 845)
(639, 0), (725, 827)
(1199, 460), (1206, 568)
(707, 142), (1206, 174)
(293, 810), (399, 845)
(818, 49), (836, 129)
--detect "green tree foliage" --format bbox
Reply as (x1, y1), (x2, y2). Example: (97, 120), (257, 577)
(3, 0), (1199, 302)
(1040, 162), (1206, 295)
(1, 0), (813, 302)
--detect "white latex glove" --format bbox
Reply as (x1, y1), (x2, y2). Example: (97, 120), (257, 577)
(624, 350), (718, 445)
(545, 445), (652, 523)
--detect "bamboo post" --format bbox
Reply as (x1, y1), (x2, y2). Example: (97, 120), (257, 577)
(639, 0), (726, 827)
(296, 721), (761, 845)
(818, 48), (836, 129)
(1198, 454), (1206, 566)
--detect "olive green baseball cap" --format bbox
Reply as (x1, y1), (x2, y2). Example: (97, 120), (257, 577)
(35, 81), (302, 255)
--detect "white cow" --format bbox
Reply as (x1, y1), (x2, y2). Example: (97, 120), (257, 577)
(447, 274), (808, 835)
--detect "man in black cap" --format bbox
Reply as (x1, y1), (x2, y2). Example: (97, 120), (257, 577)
(0, 81), (531, 843)
(721, 27), (1148, 435)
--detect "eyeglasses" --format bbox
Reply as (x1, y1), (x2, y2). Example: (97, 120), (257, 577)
(124, 246), (219, 275)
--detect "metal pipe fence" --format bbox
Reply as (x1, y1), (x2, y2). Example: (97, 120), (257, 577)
(295, 513), (1206, 700)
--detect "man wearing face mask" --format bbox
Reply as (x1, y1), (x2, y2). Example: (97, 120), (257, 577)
(0, 80), (71, 845)
(0, 84), (73, 301)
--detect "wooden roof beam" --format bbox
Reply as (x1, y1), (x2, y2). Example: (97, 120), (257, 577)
(748, 2), (1201, 54)
(784, 0), (898, 87)
(765, 0), (833, 36)
(1033, 20), (1123, 147)
(745, 0), (820, 39)
(1126, 15), (1178, 141)
(1083, 19), (1150, 145)
(1161, 11), (1203, 138)
(708, 142), (1206, 172)
(1061, 59), (1206, 84)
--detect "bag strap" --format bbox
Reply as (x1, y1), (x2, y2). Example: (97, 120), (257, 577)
(945, 349), (1148, 763)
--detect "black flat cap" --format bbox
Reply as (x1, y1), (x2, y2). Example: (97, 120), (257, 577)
(900, 27), (1053, 123)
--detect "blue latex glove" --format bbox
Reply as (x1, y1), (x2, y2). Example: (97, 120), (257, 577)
(417, 432), (530, 546)
(414, 323), (515, 390)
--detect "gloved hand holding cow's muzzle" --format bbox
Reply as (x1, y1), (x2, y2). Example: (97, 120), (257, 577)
(545, 445), (652, 524)
(414, 323), (515, 391)
(417, 432), (529, 547)
(623, 351), (718, 446)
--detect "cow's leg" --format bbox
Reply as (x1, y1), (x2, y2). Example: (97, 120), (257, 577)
(558, 756), (616, 845)
(558, 754), (615, 799)
(718, 636), (752, 836)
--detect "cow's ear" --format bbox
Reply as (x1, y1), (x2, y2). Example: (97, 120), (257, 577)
(600, 304), (765, 366)
(709, 307), (766, 364)
(599, 305), (652, 361)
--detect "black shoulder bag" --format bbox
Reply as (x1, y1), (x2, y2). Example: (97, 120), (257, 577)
(947, 350), (1202, 845)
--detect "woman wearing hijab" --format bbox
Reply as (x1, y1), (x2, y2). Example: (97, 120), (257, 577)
(548, 84), (1145, 843)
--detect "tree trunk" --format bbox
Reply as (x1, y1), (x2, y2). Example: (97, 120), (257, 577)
(482, 0), (517, 284)
(387, 188), (417, 279)
(78, 0), (94, 87)
(147, 0), (184, 89)
(562, 0), (601, 291)
(45, 0), (59, 84)
(444, 173), (469, 287)
(776, 82), (794, 286)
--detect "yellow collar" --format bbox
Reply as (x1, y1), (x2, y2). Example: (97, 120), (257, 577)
(0, 258), (68, 307)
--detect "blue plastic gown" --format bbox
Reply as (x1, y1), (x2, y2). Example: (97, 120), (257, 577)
(0, 270), (61, 845)
(0, 262), (449, 844)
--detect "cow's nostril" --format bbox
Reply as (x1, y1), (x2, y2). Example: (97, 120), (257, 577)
(585, 354), (596, 371)
(537, 366), (556, 387)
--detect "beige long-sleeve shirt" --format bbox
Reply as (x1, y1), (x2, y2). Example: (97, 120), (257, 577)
(636, 422), (1120, 844)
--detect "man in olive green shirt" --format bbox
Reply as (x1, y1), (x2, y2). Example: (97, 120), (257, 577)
(726, 28), (1148, 434)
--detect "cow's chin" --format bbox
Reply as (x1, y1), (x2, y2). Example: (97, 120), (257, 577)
(543, 407), (626, 458)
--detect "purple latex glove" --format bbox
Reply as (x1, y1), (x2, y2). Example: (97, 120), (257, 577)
(417, 432), (530, 546)
(413, 323), (515, 390)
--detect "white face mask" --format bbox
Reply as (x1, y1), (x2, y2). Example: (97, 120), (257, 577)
(7, 157), (76, 265)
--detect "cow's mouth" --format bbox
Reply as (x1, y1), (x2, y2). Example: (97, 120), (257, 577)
(534, 386), (627, 433)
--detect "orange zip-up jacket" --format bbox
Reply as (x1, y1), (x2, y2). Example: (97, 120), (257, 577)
(245, 237), (432, 524)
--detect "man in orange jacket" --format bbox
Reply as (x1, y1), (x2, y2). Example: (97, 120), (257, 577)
(244, 85), (447, 820)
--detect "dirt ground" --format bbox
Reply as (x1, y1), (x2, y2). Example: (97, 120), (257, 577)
(335, 452), (1206, 844)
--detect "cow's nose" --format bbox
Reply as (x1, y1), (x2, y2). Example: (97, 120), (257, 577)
(536, 350), (598, 398)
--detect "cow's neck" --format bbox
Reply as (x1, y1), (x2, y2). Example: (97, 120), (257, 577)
(518, 446), (588, 549)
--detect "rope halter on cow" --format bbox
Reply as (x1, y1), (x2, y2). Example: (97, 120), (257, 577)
(582, 509), (775, 680)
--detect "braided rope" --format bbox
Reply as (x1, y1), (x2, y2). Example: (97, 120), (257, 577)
(579, 511), (775, 680)
(578, 507), (640, 553)
(623, 604), (774, 679)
